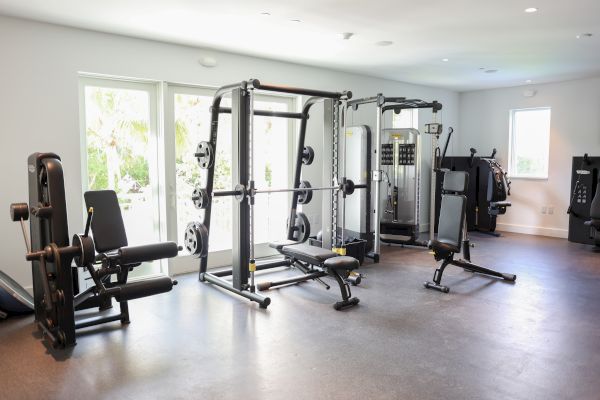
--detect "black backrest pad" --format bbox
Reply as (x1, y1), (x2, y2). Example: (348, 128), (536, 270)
(443, 171), (469, 193)
(84, 190), (128, 252)
(591, 176), (600, 219)
(437, 194), (466, 248)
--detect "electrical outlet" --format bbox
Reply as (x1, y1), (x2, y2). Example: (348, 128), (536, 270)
(548, 205), (554, 215)
(541, 206), (547, 214)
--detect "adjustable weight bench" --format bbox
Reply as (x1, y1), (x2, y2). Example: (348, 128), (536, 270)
(425, 171), (516, 293)
(261, 240), (360, 310)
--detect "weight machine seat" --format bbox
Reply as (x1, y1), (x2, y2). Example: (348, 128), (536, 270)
(279, 243), (338, 264)
(324, 256), (359, 272)
(428, 240), (461, 260)
(84, 190), (129, 253)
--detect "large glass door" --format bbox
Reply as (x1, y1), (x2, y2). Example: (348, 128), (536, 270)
(80, 77), (163, 280)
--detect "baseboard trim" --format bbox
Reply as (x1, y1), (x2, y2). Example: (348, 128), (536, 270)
(495, 222), (568, 239)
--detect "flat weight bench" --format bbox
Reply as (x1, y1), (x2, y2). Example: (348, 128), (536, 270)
(260, 241), (360, 310)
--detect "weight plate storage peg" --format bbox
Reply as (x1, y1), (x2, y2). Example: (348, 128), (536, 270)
(184, 222), (209, 257)
(302, 146), (315, 165)
(297, 181), (313, 205)
(192, 187), (210, 209)
(291, 212), (311, 243)
(195, 141), (214, 169)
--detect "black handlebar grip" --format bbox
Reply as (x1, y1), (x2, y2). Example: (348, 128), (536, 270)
(10, 203), (29, 222)
(118, 242), (179, 265)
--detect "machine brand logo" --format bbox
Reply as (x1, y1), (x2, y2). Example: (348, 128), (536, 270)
(28, 164), (35, 173)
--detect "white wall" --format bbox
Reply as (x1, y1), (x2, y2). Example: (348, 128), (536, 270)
(0, 15), (459, 289)
(458, 77), (600, 237)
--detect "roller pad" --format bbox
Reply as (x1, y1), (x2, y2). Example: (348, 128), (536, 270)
(114, 276), (174, 301)
(118, 242), (179, 265)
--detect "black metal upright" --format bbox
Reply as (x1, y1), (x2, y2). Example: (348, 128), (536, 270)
(231, 88), (250, 290)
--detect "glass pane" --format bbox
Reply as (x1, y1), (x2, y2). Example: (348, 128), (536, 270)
(253, 99), (290, 244)
(174, 93), (232, 252)
(84, 85), (160, 277)
(513, 109), (551, 177)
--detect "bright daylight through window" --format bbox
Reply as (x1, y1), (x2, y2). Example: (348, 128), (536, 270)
(509, 108), (551, 179)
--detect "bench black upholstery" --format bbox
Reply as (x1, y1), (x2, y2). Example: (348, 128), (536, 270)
(585, 178), (600, 233)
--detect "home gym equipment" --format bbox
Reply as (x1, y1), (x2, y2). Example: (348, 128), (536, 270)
(568, 154), (600, 246)
(346, 95), (444, 252)
(435, 148), (511, 235)
(424, 171), (517, 293)
(0, 270), (34, 319)
(9, 153), (178, 348)
(186, 80), (365, 310)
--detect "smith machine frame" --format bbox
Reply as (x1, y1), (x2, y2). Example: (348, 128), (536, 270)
(190, 79), (352, 308)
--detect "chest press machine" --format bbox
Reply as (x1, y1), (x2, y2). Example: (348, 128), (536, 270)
(9, 153), (178, 348)
(183, 80), (365, 310)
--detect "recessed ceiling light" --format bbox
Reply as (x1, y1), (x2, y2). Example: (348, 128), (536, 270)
(290, 18), (302, 23)
(442, 58), (449, 62)
(260, 12), (271, 16)
(485, 69), (498, 74)
(376, 41), (393, 46)
(525, 79), (532, 83)
(338, 32), (354, 40)
(576, 33), (593, 39)
(524, 7), (538, 13)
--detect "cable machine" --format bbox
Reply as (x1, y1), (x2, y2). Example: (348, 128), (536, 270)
(345, 95), (443, 257)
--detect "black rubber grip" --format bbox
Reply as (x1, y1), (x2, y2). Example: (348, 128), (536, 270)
(118, 242), (179, 265)
(114, 276), (174, 301)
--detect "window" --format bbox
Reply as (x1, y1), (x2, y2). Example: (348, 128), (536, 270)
(80, 78), (162, 278)
(509, 108), (551, 179)
(392, 108), (419, 129)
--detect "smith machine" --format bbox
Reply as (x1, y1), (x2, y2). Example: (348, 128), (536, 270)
(184, 80), (365, 309)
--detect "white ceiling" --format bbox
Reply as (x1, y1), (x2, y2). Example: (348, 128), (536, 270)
(1, 0), (599, 91)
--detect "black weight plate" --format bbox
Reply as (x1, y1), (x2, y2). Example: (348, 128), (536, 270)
(298, 180), (313, 205)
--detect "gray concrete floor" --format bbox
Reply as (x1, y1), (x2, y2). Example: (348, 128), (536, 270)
(1, 232), (600, 400)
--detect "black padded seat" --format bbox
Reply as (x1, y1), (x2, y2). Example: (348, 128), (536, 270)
(324, 256), (359, 271)
(84, 190), (128, 253)
(269, 240), (300, 250)
(279, 243), (337, 265)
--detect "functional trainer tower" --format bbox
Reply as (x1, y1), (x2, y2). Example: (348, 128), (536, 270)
(345, 96), (443, 255)
(9, 153), (178, 348)
(568, 154), (600, 246)
(184, 80), (361, 309)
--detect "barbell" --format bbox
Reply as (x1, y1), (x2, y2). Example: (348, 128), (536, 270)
(191, 178), (364, 209)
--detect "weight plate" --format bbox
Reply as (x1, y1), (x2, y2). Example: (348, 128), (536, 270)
(342, 178), (355, 195)
(192, 187), (209, 209)
(196, 141), (214, 169)
(302, 146), (315, 165)
(298, 181), (313, 205)
(291, 212), (311, 243)
(184, 222), (209, 258)
(234, 184), (246, 202)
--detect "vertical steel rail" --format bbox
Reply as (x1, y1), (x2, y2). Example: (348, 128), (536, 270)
(373, 103), (383, 258)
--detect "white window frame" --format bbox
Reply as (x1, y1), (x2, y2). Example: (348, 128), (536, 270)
(78, 75), (166, 282)
(508, 107), (551, 180)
